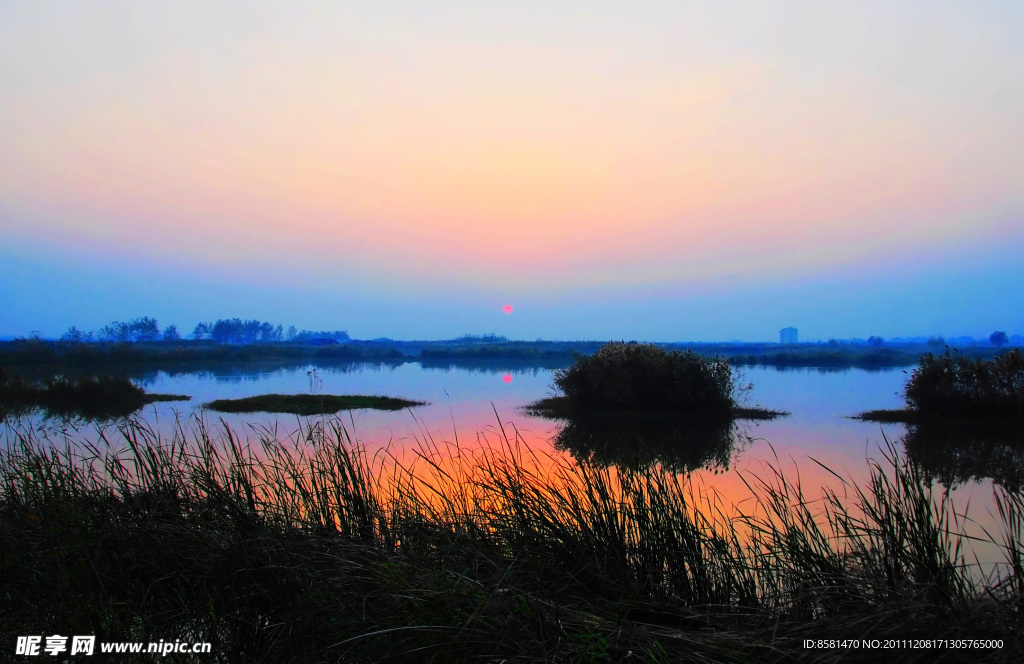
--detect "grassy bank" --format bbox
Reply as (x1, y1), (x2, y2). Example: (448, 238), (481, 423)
(205, 394), (427, 415)
(1, 415), (1020, 663)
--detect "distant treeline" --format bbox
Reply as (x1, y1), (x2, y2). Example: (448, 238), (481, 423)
(56, 317), (349, 344)
(191, 319), (350, 344)
(60, 317), (166, 343)
(672, 342), (1014, 370)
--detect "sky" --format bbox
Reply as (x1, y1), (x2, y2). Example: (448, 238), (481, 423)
(2, 1), (1023, 342)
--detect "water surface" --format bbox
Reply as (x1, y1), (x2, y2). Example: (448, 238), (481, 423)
(5, 361), (1015, 568)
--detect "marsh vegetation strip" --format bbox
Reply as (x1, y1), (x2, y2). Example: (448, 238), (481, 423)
(204, 394), (427, 414)
(2, 415), (1020, 663)
(9, 337), (994, 370)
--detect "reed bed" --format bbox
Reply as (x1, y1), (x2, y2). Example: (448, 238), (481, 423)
(1, 414), (1021, 663)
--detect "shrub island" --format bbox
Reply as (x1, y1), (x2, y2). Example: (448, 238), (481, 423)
(857, 349), (1024, 423)
(204, 394), (427, 415)
(526, 342), (785, 420)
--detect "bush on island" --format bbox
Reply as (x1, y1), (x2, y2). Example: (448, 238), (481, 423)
(905, 348), (1023, 419)
(553, 342), (736, 413)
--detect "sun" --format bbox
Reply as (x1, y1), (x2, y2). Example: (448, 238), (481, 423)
(502, 304), (513, 314)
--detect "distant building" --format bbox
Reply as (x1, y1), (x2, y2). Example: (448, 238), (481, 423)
(780, 327), (798, 344)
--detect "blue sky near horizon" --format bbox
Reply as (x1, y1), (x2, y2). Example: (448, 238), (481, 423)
(2, 2), (1023, 342)
(3, 233), (1021, 342)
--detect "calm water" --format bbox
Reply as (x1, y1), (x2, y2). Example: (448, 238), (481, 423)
(126, 362), (908, 470)
(5, 361), (1017, 567)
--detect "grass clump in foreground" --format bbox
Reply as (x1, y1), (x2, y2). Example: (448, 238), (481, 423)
(2, 415), (1020, 663)
(856, 349), (1024, 423)
(204, 393), (426, 415)
(0, 368), (188, 420)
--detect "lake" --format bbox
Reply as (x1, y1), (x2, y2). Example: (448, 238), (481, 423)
(4, 359), (1017, 570)
(128, 361), (909, 474)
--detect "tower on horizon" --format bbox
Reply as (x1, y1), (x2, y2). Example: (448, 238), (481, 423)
(780, 327), (798, 344)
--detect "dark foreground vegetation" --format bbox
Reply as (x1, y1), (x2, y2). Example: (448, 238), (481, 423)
(0, 368), (187, 421)
(857, 349), (1024, 423)
(205, 394), (426, 415)
(1, 416), (1020, 663)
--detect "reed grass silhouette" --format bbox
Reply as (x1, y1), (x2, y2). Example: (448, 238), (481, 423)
(1, 413), (1020, 662)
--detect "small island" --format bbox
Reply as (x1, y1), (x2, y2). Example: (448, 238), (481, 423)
(525, 342), (787, 420)
(854, 349), (1023, 423)
(523, 343), (785, 473)
(204, 394), (427, 415)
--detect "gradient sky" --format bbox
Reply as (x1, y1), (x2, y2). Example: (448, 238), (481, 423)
(2, 1), (1023, 341)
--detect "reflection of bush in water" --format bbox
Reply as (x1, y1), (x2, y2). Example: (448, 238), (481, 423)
(1, 371), (187, 422)
(1, 374), (148, 421)
(904, 419), (1024, 492)
(552, 413), (740, 474)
